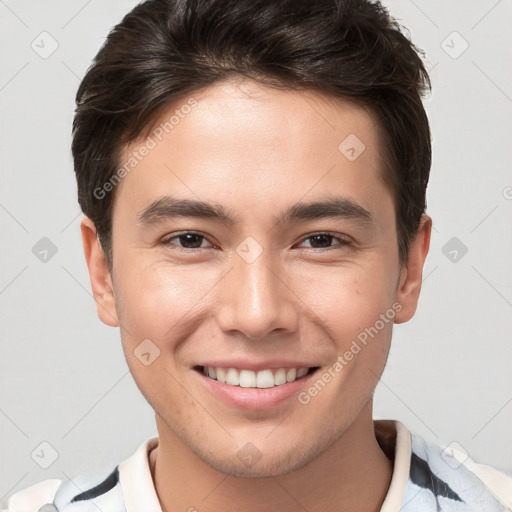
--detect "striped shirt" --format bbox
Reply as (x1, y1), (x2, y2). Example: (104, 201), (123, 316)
(4, 420), (512, 511)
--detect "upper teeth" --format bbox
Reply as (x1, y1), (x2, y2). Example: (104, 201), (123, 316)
(203, 367), (310, 388)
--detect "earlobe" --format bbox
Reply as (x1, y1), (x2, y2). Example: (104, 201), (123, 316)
(394, 214), (432, 324)
(80, 216), (120, 328)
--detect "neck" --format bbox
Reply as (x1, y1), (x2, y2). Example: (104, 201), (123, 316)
(149, 403), (393, 512)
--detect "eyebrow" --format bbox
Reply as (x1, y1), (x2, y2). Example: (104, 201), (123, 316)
(136, 194), (374, 229)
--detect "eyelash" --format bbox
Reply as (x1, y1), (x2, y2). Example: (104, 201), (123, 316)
(160, 231), (352, 251)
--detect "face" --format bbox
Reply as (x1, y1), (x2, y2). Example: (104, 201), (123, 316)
(82, 78), (431, 477)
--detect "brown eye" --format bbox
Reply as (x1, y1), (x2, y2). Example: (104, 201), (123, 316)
(161, 232), (212, 249)
(297, 232), (351, 249)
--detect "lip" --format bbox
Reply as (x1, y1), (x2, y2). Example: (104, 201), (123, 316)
(194, 365), (320, 411)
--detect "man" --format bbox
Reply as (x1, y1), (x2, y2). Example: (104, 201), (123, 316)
(5, 0), (511, 511)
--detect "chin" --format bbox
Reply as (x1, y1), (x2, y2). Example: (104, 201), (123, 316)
(199, 450), (312, 478)
(188, 431), (332, 478)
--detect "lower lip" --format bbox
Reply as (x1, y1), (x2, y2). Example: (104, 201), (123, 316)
(195, 369), (319, 410)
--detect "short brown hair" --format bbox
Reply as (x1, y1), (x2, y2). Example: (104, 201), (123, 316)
(72, 0), (431, 271)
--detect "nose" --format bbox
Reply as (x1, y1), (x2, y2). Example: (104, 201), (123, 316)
(215, 248), (299, 341)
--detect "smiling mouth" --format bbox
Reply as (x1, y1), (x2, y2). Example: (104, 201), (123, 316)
(194, 365), (320, 389)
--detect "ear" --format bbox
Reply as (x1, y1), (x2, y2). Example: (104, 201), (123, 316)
(80, 216), (120, 327)
(394, 214), (432, 324)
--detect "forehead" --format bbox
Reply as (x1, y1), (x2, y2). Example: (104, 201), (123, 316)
(113, 79), (390, 228)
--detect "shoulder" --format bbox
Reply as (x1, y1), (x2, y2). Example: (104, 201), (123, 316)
(407, 429), (512, 511)
(2, 479), (62, 512)
(3, 466), (124, 512)
(2, 437), (158, 512)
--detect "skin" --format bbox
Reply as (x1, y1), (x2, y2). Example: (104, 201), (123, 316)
(81, 78), (431, 512)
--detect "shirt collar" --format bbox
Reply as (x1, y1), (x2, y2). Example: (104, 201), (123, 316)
(376, 419), (413, 511)
(118, 435), (161, 512)
(117, 419), (412, 512)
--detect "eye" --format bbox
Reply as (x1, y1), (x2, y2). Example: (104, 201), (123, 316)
(296, 232), (352, 249)
(160, 231), (351, 251)
(160, 231), (213, 250)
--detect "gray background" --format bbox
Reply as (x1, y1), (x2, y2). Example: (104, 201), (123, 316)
(1, 0), (511, 504)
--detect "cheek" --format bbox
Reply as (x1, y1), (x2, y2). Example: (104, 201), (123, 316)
(115, 250), (397, 357)
(115, 262), (220, 345)
(290, 261), (395, 338)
